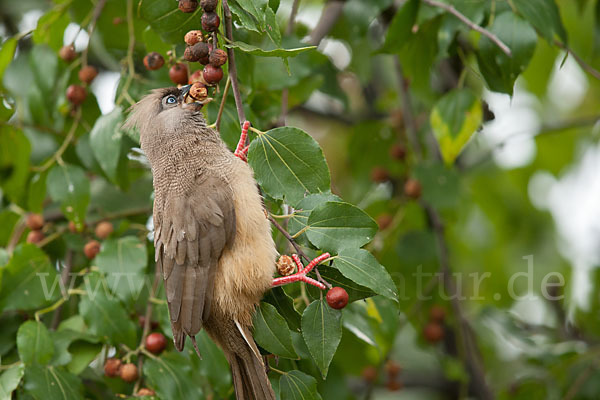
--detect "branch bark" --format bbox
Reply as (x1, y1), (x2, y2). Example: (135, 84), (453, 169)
(222, 0), (246, 132)
(308, 0), (345, 46)
(554, 39), (600, 81)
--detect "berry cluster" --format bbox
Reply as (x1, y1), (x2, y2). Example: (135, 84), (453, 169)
(59, 45), (99, 107)
(423, 305), (445, 344)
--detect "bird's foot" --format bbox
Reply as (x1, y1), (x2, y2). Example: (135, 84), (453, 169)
(271, 253), (330, 290)
(234, 121), (250, 162)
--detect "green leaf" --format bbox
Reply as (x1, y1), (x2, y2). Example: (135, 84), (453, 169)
(0, 363), (24, 400)
(17, 321), (54, 365)
(333, 249), (398, 302)
(23, 365), (84, 400)
(305, 202), (377, 252)
(279, 370), (322, 400)
(95, 236), (147, 304)
(77, 273), (137, 348)
(229, 2), (261, 33)
(27, 171), (48, 213)
(288, 193), (342, 245)
(301, 299), (342, 378)
(380, 0), (419, 53)
(65, 341), (102, 375)
(139, 0), (204, 44)
(248, 127), (330, 205)
(224, 41), (316, 58)
(430, 89), (482, 164)
(477, 12), (537, 95)
(513, 0), (567, 43)
(0, 38), (17, 89)
(144, 352), (204, 399)
(263, 6), (281, 46)
(234, 0), (266, 24)
(252, 302), (297, 359)
(33, 9), (70, 51)
(342, 306), (377, 347)
(49, 329), (99, 369)
(0, 125), (31, 203)
(263, 287), (301, 332)
(0, 244), (60, 312)
(47, 163), (90, 231)
(90, 107), (124, 183)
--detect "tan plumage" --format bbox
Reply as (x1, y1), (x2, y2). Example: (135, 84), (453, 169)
(124, 87), (277, 399)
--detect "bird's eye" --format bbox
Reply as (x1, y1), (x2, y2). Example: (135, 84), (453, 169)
(165, 95), (177, 104)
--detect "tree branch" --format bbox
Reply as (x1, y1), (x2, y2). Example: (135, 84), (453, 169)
(222, 0), (246, 132)
(81, 0), (107, 67)
(554, 39), (600, 81)
(308, 0), (345, 46)
(279, 0), (302, 126)
(394, 57), (422, 158)
(422, 0), (512, 57)
(50, 250), (74, 330)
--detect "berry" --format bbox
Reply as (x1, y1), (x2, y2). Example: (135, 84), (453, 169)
(326, 287), (349, 310)
(386, 379), (403, 391)
(361, 366), (377, 383)
(169, 63), (189, 85)
(143, 52), (164, 71)
(202, 64), (223, 84)
(189, 82), (208, 101)
(136, 388), (155, 397)
(104, 358), (122, 377)
(178, 0), (198, 13)
(423, 322), (444, 343)
(376, 214), (392, 231)
(209, 48), (228, 67)
(26, 230), (44, 244)
(112, 17), (123, 25)
(78, 65), (98, 84)
(385, 360), (401, 377)
(188, 70), (204, 85)
(184, 42), (209, 62)
(84, 240), (101, 260)
(145, 332), (167, 354)
(138, 315), (159, 330)
(66, 84), (86, 105)
(429, 305), (446, 322)
(370, 167), (389, 183)
(276, 255), (295, 276)
(95, 221), (113, 239)
(389, 144), (406, 161)
(184, 46), (199, 62)
(201, 12), (220, 32)
(26, 213), (44, 230)
(198, 54), (210, 65)
(200, 0), (218, 12)
(59, 45), (76, 62)
(404, 178), (421, 199)
(120, 363), (139, 382)
(184, 30), (204, 46)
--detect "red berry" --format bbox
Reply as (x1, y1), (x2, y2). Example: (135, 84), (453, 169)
(429, 305), (446, 322)
(404, 178), (421, 199)
(78, 65), (98, 84)
(385, 360), (402, 377)
(66, 84), (86, 105)
(200, 0), (217, 12)
(178, 0), (198, 13)
(145, 332), (167, 354)
(423, 322), (444, 343)
(209, 48), (227, 67)
(188, 70), (205, 85)
(104, 358), (122, 377)
(361, 366), (377, 383)
(143, 52), (165, 71)
(169, 63), (189, 85)
(201, 12), (220, 32)
(326, 287), (349, 309)
(386, 379), (403, 391)
(370, 167), (389, 183)
(376, 214), (393, 231)
(184, 30), (204, 46)
(389, 144), (406, 160)
(202, 64), (223, 84)
(59, 45), (76, 62)
(84, 240), (101, 260)
(26, 213), (44, 230)
(120, 363), (139, 382)
(95, 221), (113, 239)
(26, 230), (44, 244)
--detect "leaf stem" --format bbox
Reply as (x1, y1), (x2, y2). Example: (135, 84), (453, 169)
(215, 76), (231, 131)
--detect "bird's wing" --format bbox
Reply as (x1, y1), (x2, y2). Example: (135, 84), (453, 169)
(154, 174), (236, 349)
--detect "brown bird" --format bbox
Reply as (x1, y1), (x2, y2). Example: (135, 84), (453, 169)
(124, 86), (328, 400)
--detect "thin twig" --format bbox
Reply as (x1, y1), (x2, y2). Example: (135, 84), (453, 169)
(279, 0), (302, 126)
(115, 0), (136, 106)
(215, 76), (231, 131)
(554, 39), (600, 81)
(308, 0), (345, 46)
(222, 0), (246, 132)
(81, 0), (107, 67)
(51, 250), (74, 330)
(31, 108), (82, 172)
(394, 57), (421, 159)
(422, 0), (511, 57)
(6, 218), (26, 255)
(564, 360), (598, 400)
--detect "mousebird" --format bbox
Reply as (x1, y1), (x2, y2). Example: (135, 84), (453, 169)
(124, 86), (329, 400)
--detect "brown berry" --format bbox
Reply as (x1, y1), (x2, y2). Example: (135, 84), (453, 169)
(404, 178), (422, 199)
(376, 214), (392, 231)
(209, 48), (228, 67)
(178, 0), (198, 13)
(201, 12), (220, 32)
(136, 388), (155, 397)
(184, 30), (204, 46)
(429, 305), (445, 323)
(188, 70), (205, 85)
(370, 167), (389, 183)
(120, 363), (139, 382)
(169, 63), (189, 85)
(326, 287), (349, 310)
(276, 255), (295, 276)
(189, 82), (208, 100)
(66, 84), (86, 105)
(185, 42), (209, 62)
(200, 0), (217, 12)
(389, 144), (406, 161)
(143, 52), (165, 71)
(84, 240), (101, 260)
(386, 379), (403, 391)
(385, 360), (402, 377)
(145, 332), (167, 354)
(112, 17), (123, 25)
(26, 230), (44, 244)
(26, 213), (44, 230)
(138, 315), (159, 330)
(95, 221), (113, 239)
(202, 64), (223, 84)
(184, 46), (199, 62)
(361, 366), (377, 383)
(78, 65), (98, 84)
(59, 45), (76, 62)
(199, 54), (210, 65)
(423, 322), (444, 343)
(104, 358), (122, 377)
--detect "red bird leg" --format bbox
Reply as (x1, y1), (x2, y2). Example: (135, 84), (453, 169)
(234, 121), (250, 161)
(271, 253), (330, 290)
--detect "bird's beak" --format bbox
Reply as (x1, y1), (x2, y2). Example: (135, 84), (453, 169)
(179, 84), (192, 101)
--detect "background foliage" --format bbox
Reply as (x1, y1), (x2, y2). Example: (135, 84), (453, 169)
(1, 0), (600, 399)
